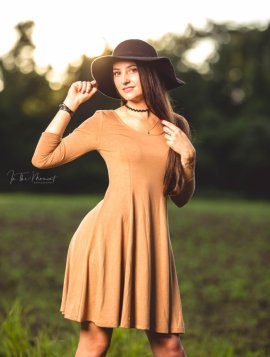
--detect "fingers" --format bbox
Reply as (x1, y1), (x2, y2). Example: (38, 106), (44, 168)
(162, 120), (178, 133)
(163, 126), (173, 136)
(74, 80), (97, 94)
(163, 126), (178, 140)
(161, 121), (180, 148)
(161, 120), (178, 131)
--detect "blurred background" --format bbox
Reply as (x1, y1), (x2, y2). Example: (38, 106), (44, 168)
(0, 1), (269, 356)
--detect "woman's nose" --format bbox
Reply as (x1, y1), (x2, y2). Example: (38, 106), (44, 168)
(121, 72), (130, 84)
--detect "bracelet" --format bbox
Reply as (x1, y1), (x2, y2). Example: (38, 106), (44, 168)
(59, 103), (74, 117)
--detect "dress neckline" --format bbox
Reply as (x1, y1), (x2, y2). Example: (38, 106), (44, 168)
(111, 110), (165, 136)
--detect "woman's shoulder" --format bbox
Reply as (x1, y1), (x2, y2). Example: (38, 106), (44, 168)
(98, 109), (116, 116)
(91, 109), (116, 120)
(82, 109), (115, 125)
(84, 109), (119, 132)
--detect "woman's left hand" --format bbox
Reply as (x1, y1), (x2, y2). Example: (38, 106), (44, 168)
(161, 120), (196, 166)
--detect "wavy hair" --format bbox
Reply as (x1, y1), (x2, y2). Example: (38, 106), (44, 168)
(120, 61), (191, 196)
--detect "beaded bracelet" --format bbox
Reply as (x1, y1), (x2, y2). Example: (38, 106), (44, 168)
(58, 103), (74, 117)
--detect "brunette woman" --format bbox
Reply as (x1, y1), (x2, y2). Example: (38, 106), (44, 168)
(32, 39), (196, 357)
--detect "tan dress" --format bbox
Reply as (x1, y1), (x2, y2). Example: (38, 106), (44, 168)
(31, 109), (185, 333)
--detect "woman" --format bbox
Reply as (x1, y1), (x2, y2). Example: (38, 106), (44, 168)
(32, 39), (196, 357)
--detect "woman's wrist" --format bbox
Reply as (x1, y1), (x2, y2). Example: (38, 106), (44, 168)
(183, 173), (195, 183)
(59, 103), (75, 117)
(181, 154), (196, 183)
(180, 148), (196, 167)
(181, 156), (196, 170)
(63, 98), (80, 112)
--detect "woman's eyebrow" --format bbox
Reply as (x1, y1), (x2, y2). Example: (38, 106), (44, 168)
(113, 64), (137, 70)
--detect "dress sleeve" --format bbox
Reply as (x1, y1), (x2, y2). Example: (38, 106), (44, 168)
(31, 110), (103, 169)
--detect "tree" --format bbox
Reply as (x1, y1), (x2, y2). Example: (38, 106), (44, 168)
(1, 21), (270, 198)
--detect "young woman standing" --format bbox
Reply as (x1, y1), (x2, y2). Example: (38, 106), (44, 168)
(32, 39), (196, 356)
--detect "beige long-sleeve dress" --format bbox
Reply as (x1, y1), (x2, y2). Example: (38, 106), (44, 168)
(31, 109), (185, 333)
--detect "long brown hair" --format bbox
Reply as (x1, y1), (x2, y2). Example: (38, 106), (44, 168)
(120, 61), (191, 196)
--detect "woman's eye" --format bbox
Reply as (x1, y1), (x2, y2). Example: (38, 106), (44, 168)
(113, 71), (120, 77)
(129, 67), (137, 73)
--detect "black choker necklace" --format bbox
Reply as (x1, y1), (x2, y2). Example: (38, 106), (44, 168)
(125, 104), (149, 113)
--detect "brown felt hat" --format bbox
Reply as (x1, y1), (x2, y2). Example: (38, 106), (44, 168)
(91, 39), (185, 99)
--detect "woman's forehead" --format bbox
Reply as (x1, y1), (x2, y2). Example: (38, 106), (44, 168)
(112, 60), (137, 69)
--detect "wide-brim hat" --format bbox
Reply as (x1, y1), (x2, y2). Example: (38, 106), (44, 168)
(91, 39), (185, 99)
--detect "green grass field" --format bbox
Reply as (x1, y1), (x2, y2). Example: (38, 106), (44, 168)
(0, 193), (269, 357)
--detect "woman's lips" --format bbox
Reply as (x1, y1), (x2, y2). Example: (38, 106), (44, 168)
(123, 87), (134, 93)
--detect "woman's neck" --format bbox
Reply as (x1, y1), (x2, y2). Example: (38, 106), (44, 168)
(124, 101), (150, 119)
(126, 100), (148, 110)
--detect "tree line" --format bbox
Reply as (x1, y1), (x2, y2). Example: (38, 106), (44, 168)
(1, 21), (269, 199)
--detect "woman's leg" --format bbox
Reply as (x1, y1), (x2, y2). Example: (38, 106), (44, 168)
(145, 330), (187, 357)
(75, 321), (113, 357)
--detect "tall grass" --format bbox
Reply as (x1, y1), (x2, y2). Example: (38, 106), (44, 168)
(0, 299), (76, 357)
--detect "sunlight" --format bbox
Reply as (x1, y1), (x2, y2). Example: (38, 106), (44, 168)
(0, 26), (18, 55)
(0, 79), (4, 92)
(1, 0), (269, 82)
(33, 36), (106, 73)
(32, 17), (107, 76)
(183, 39), (216, 72)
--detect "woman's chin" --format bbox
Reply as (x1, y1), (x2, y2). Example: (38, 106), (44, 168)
(122, 93), (144, 103)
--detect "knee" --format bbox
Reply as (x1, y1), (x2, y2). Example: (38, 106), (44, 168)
(165, 336), (183, 353)
(76, 335), (112, 357)
(89, 341), (111, 356)
(76, 341), (111, 357)
(92, 340), (111, 356)
(147, 332), (186, 357)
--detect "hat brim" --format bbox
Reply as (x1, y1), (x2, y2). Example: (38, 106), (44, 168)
(91, 55), (185, 99)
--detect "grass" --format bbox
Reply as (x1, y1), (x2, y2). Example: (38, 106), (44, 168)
(0, 193), (269, 356)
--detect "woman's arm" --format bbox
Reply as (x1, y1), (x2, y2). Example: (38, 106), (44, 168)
(169, 156), (196, 208)
(31, 81), (99, 169)
(44, 81), (97, 136)
(162, 114), (196, 208)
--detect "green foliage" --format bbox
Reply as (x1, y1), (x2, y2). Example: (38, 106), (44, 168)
(0, 299), (77, 356)
(0, 300), (151, 357)
(151, 24), (270, 199)
(0, 300), (32, 356)
(1, 21), (270, 197)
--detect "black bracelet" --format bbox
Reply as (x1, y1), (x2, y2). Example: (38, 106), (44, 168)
(59, 103), (74, 117)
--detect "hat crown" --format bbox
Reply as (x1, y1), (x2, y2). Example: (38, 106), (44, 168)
(113, 39), (158, 58)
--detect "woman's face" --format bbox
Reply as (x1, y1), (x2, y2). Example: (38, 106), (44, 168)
(112, 61), (144, 102)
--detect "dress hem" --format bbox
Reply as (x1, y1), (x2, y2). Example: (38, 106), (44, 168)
(60, 310), (185, 334)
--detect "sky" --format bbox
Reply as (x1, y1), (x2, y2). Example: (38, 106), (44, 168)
(1, 0), (269, 82)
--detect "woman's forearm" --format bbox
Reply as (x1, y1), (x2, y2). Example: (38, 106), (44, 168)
(181, 155), (196, 182)
(44, 81), (96, 136)
(169, 156), (196, 207)
(31, 81), (98, 169)
(44, 100), (79, 136)
(170, 177), (195, 208)
(44, 110), (72, 136)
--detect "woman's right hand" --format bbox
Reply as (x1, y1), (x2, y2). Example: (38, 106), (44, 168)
(63, 80), (98, 112)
